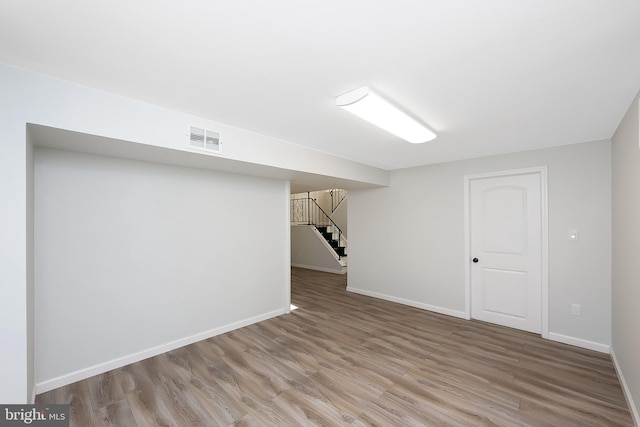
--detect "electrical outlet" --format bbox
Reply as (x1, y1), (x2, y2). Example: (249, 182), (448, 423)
(571, 304), (581, 316)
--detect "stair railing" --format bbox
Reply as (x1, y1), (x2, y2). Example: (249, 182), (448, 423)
(330, 189), (347, 213)
(291, 193), (345, 259)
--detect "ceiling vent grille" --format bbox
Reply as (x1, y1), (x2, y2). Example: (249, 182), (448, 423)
(189, 126), (221, 154)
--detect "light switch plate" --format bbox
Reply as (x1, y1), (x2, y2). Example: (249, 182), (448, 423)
(569, 230), (579, 241)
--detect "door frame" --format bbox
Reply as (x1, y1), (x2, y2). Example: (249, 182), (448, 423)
(463, 166), (549, 338)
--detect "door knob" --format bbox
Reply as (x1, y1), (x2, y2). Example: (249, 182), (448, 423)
(472, 258), (479, 263)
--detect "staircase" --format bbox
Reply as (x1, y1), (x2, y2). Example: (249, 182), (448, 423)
(316, 225), (347, 258)
(291, 191), (347, 261)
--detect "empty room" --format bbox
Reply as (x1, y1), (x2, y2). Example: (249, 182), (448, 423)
(1, 1), (639, 426)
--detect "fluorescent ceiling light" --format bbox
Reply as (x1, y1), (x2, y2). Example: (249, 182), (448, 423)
(336, 86), (436, 144)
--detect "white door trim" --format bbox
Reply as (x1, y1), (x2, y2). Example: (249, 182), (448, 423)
(464, 166), (549, 338)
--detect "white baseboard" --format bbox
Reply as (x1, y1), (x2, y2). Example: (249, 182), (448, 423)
(547, 332), (610, 354)
(35, 308), (285, 395)
(345, 288), (613, 355)
(346, 287), (466, 319)
(291, 263), (347, 275)
(611, 348), (640, 427)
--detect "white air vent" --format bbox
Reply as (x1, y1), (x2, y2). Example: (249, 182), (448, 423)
(189, 126), (221, 154)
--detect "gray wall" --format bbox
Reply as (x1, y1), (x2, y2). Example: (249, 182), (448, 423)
(291, 225), (345, 274)
(348, 140), (612, 349)
(34, 148), (289, 391)
(331, 197), (348, 238)
(0, 63), (387, 402)
(612, 93), (640, 421)
(26, 132), (35, 402)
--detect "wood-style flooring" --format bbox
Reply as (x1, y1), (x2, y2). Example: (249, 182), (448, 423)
(37, 267), (634, 426)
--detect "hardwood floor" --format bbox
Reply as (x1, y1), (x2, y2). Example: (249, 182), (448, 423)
(37, 267), (633, 426)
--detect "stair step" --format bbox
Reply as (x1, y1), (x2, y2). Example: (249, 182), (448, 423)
(314, 225), (346, 257)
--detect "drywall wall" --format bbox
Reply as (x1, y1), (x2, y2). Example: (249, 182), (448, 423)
(1, 64), (388, 187)
(348, 140), (612, 349)
(291, 226), (345, 274)
(0, 62), (388, 402)
(332, 197), (348, 238)
(0, 120), (29, 404)
(34, 148), (289, 391)
(315, 191), (332, 214)
(611, 93), (640, 423)
(26, 134), (35, 403)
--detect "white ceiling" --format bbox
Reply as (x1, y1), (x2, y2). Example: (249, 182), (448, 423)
(2, 1), (640, 170)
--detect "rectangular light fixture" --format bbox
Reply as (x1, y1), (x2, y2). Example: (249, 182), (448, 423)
(336, 86), (436, 144)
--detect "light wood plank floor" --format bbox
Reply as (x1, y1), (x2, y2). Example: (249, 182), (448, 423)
(37, 267), (633, 426)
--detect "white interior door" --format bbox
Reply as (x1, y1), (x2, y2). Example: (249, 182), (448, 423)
(470, 172), (542, 333)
